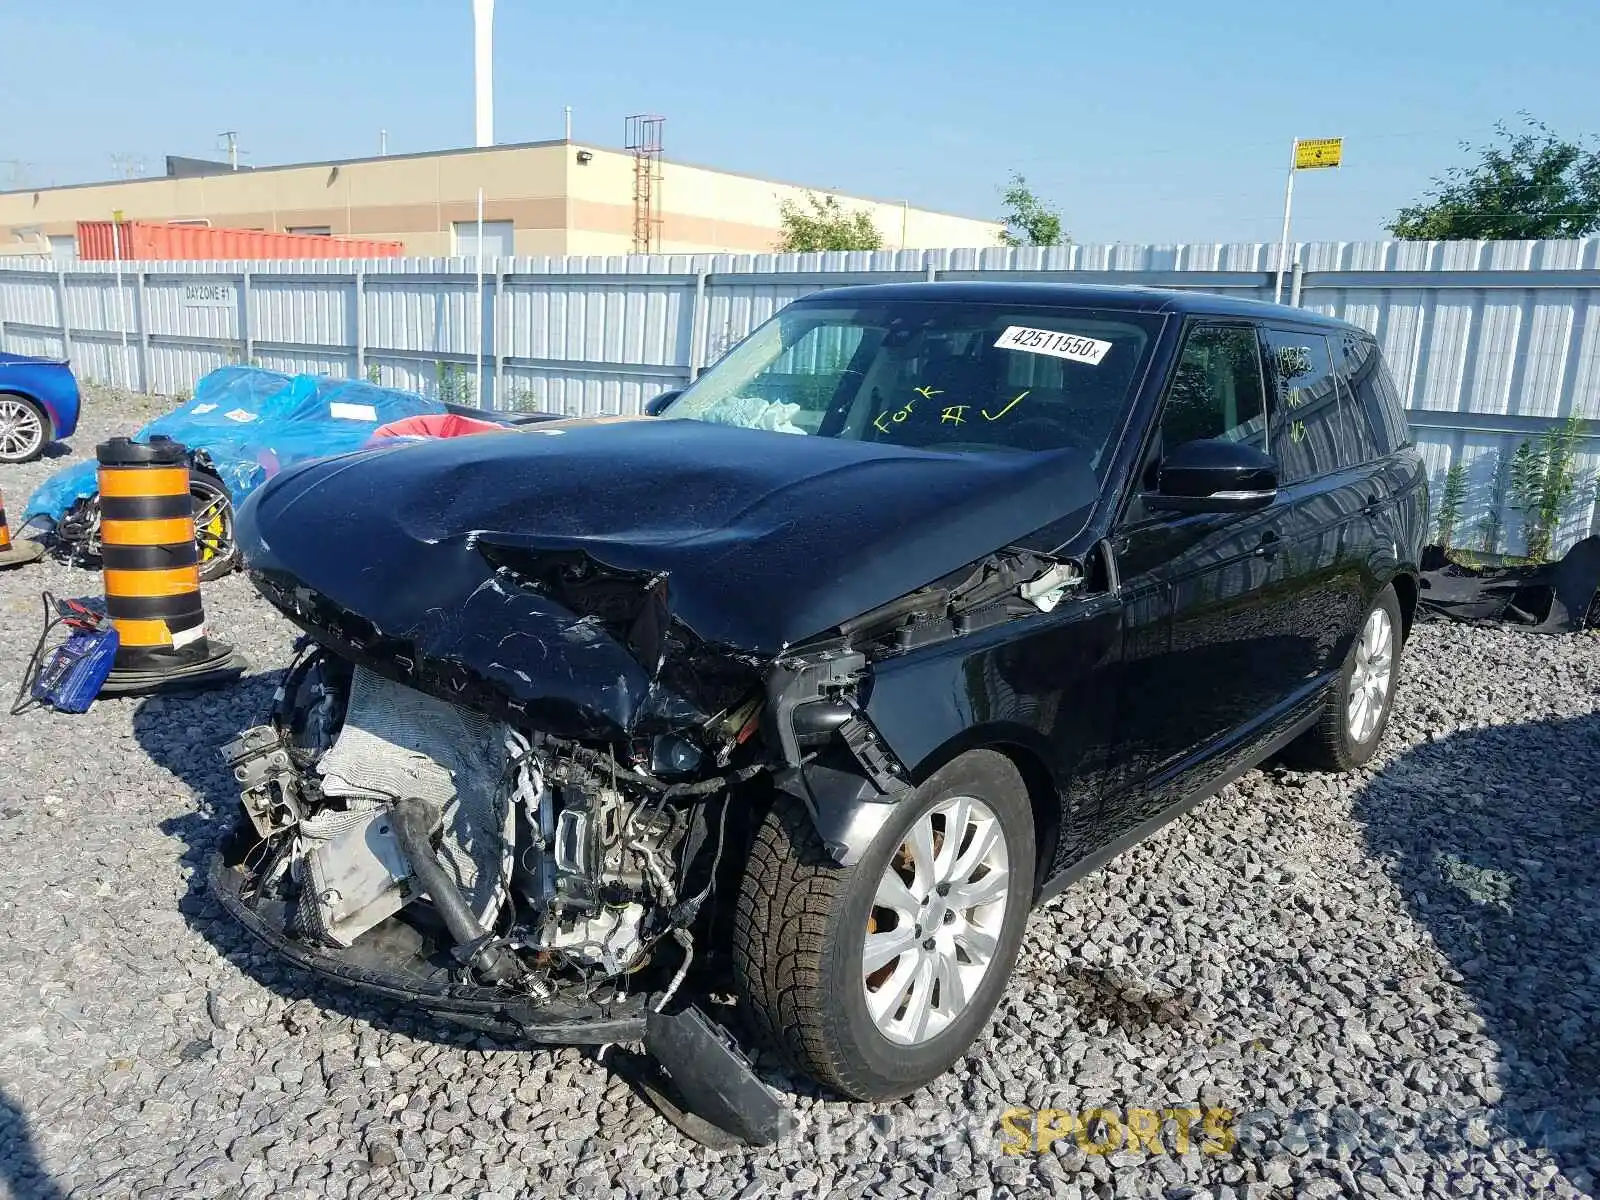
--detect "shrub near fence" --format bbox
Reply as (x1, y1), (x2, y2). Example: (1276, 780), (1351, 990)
(2, 239), (1598, 555)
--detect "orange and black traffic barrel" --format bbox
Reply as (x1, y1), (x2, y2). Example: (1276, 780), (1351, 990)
(0, 487), (47, 569)
(96, 436), (246, 694)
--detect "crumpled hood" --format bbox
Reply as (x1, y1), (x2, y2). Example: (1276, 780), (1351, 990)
(238, 418), (1096, 735)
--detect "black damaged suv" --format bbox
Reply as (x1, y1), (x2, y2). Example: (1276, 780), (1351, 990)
(217, 283), (1426, 1126)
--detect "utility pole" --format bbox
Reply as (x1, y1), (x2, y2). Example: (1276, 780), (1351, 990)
(220, 131), (239, 170)
(380, 129), (388, 156)
(564, 106), (572, 141)
(473, 0), (495, 147)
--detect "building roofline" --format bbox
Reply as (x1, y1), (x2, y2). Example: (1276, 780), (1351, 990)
(0, 139), (1001, 226)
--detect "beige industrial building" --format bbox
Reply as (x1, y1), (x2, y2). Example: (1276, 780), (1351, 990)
(0, 139), (1002, 259)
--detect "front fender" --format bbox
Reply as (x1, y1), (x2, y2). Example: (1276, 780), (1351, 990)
(785, 594), (1123, 866)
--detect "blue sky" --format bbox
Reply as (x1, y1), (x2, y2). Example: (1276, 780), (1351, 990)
(2, 0), (1595, 244)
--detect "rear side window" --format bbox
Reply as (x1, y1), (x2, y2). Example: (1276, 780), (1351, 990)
(1161, 324), (1268, 451)
(1261, 328), (1349, 482)
(1335, 333), (1412, 453)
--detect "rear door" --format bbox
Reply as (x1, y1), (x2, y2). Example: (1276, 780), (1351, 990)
(1259, 326), (1387, 683)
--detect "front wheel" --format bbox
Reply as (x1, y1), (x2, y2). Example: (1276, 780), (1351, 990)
(1286, 584), (1403, 771)
(732, 750), (1035, 1101)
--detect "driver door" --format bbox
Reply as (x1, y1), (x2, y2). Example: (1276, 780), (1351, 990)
(1106, 321), (1304, 826)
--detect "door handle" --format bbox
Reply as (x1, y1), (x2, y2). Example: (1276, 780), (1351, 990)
(1253, 531), (1281, 559)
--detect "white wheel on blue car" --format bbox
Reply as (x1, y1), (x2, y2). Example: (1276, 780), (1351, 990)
(0, 395), (47, 463)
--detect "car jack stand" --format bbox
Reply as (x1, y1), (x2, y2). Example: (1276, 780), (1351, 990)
(626, 1006), (793, 1148)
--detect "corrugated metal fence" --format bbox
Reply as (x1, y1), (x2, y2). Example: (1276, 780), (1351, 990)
(2, 239), (1598, 554)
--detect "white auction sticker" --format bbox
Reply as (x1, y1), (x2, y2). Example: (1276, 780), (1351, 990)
(224, 408), (258, 423)
(190, 403), (217, 414)
(993, 326), (1113, 365)
(329, 402), (379, 421)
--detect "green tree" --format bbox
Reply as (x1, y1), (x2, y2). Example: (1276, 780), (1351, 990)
(998, 173), (1066, 247)
(1434, 462), (1468, 549)
(776, 193), (884, 252)
(1387, 116), (1600, 240)
(1507, 415), (1588, 562)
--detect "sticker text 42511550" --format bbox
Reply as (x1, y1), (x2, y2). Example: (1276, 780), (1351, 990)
(994, 326), (1113, 366)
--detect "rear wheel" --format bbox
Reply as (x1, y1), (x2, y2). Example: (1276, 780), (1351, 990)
(732, 750), (1034, 1100)
(76, 470), (238, 580)
(0, 394), (48, 463)
(189, 473), (239, 581)
(1286, 584), (1403, 771)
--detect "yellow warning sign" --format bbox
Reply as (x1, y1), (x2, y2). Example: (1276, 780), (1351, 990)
(1294, 138), (1343, 170)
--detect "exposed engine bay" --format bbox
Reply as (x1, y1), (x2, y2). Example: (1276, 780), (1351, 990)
(219, 647), (763, 1008)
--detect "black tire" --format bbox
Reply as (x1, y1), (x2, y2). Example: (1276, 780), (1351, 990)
(188, 472), (239, 581)
(76, 469), (238, 580)
(0, 393), (49, 464)
(1285, 584), (1404, 771)
(732, 749), (1035, 1101)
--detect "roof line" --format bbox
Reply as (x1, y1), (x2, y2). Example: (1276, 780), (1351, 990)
(0, 139), (1003, 226)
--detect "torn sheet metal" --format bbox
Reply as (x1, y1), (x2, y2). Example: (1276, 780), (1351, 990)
(236, 417), (1098, 737)
(1417, 537), (1600, 634)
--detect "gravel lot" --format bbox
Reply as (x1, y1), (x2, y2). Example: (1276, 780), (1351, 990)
(2, 388), (1598, 1200)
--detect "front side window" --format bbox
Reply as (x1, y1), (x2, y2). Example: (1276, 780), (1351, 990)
(1161, 323), (1268, 451)
(662, 301), (1163, 469)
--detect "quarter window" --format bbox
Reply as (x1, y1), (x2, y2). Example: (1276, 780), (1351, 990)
(1335, 333), (1412, 454)
(1161, 324), (1268, 451)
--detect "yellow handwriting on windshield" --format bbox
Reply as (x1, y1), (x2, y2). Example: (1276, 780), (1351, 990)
(914, 385), (944, 400)
(941, 405), (968, 425)
(982, 390), (1030, 421)
(873, 397), (920, 434)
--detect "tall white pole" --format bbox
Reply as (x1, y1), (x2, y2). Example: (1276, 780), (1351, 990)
(564, 105), (572, 141)
(473, 0), (495, 147)
(1273, 139), (1297, 305)
(475, 187), (486, 407)
(379, 128), (388, 156)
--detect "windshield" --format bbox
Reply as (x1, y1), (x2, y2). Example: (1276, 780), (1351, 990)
(662, 300), (1162, 469)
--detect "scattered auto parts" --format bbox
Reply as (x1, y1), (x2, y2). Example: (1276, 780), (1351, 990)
(1418, 537), (1600, 633)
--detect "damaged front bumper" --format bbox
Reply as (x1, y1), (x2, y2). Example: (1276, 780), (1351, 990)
(208, 820), (652, 1044)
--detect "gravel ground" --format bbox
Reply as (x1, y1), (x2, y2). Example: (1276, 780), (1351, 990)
(1, 388), (1598, 1200)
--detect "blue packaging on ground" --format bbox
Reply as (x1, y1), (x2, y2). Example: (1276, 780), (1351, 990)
(24, 366), (445, 522)
(32, 625), (120, 713)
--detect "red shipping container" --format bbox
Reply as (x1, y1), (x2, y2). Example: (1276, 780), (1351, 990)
(76, 221), (405, 260)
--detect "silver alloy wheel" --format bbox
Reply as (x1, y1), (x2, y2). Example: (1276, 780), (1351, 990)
(862, 794), (1010, 1046)
(1347, 607), (1395, 743)
(0, 397), (45, 461)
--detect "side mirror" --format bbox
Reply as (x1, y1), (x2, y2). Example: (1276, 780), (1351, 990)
(1145, 438), (1278, 514)
(644, 390), (682, 417)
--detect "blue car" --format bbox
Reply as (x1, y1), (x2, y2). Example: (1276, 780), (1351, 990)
(0, 351), (81, 463)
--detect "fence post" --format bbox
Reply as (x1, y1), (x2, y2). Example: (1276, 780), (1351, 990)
(55, 269), (73, 366)
(134, 270), (152, 392)
(1289, 260), (1305, 306)
(492, 267), (505, 409)
(354, 269), (367, 380)
(688, 269), (708, 380)
(240, 269), (254, 365)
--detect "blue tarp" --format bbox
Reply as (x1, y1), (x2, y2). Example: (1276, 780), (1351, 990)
(25, 367), (445, 521)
